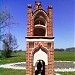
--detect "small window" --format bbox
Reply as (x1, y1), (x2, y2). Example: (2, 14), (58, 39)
(29, 42), (34, 48)
(47, 43), (51, 49)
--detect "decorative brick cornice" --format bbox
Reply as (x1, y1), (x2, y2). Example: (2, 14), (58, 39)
(33, 9), (48, 17)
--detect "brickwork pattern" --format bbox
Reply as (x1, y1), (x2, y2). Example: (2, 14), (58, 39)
(26, 41), (54, 75)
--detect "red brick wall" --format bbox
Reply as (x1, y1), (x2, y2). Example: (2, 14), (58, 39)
(26, 41), (54, 75)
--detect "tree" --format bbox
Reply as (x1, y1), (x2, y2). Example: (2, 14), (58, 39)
(0, 9), (15, 51)
(1, 33), (18, 58)
(0, 9), (14, 29)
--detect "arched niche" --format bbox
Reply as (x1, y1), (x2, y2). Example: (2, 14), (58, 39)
(34, 11), (47, 20)
(34, 12), (46, 36)
(33, 48), (48, 66)
(34, 18), (45, 26)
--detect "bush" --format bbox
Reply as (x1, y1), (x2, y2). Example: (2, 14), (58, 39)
(14, 50), (17, 53)
(18, 49), (22, 52)
(1, 50), (12, 58)
(1, 33), (18, 58)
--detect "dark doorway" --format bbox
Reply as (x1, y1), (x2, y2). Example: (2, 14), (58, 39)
(35, 60), (45, 75)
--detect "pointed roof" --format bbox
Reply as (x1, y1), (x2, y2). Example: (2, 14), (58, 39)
(34, 1), (42, 11)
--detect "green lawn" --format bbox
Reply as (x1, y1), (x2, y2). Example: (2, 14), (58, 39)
(0, 51), (75, 75)
(0, 51), (26, 64)
(0, 51), (75, 64)
(54, 51), (75, 61)
(0, 68), (75, 75)
(0, 68), (26, 75)
(57, 72), (75, 75)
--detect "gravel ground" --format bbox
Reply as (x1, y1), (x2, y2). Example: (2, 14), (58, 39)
(0, 61), (75, 72)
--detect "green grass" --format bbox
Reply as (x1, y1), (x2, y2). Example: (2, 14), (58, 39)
(0, 51), (26, 64)
(54, 51), (75, 61)
(0, 68), (75, 75)
(0, 51), (75, 75)
(0, 68), (26, 75)
(57, 72), (75, 75)
(0, 51), (75, 64)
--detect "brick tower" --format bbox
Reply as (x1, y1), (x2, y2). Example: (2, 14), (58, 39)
(26, 1), (54, 75)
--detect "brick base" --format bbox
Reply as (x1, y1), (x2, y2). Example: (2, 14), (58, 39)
(26, 41), (54, 75)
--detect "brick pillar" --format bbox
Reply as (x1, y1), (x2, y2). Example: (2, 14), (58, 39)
(45, 65), (48, 75)
(26, 42), (29, 75)
(33, 66), (35, 75)
(48, 41), (54, 75)
(27, 4), (33, 36)
(47, 5), (53, 36)
(29, 53), (33, 75)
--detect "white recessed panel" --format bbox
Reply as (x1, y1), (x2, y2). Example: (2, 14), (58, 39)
(33, 48), (48, 66)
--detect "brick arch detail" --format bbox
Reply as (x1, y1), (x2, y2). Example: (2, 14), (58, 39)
(32, 44), (48, 55)
(33, 9), (48, 19)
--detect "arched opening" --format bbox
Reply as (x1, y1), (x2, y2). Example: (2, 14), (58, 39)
(33, 47), (48, 66)
(33, 48), (48, 75)
(35, 60), (45, 75)
(34, 18), (45, 26)
(34, 12), (46, 36)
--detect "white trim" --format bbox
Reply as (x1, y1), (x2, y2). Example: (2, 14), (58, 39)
(26, 39), (54, 42)
(35, 24), (46, 28)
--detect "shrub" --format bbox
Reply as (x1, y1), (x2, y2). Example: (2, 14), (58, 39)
(1, 49), (12, 58)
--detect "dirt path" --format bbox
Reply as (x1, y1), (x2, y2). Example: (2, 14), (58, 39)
(0, 61), (75, 72)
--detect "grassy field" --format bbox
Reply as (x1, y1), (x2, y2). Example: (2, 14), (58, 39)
(0, 51), (26, 64)
(0, 51), (75, 64)
(0, 68), (75, 75)
(0, 51), (75, 75)
(0, 68), (26, 75)
(57, 72), (75, 75)
(54, 51), (75, 61)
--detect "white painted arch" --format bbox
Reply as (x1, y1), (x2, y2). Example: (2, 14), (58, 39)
(33, 48), (48, 66)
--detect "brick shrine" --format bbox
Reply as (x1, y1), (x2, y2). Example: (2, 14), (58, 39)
(26, 1), (54, 75)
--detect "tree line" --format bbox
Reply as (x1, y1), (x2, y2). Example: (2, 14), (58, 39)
(54, 47), (75, 52)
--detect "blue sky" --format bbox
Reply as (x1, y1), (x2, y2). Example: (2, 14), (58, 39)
(0, 0), (74, 50)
